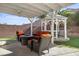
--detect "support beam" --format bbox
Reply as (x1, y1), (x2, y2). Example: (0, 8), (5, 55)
(51, 11), (56, 44)
(28, 18), (34, 36)
(44, 20), (47, 31)
(41, 19), (43, 31)
(64, 19), (67, 39)
(30, 21), (33, 36)
(51, 19), (54, 44)
(56, 19), (58, 39)
(58, 21), (59, 35)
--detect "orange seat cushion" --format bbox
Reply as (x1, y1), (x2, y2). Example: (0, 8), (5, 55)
(18, 32), (24, 35)
(35, 31), (50, 36)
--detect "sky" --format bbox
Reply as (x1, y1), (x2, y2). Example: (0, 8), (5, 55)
(62, 3), (79, 10)
(0, 13), (31, 25)
(0, 3), (79, 25)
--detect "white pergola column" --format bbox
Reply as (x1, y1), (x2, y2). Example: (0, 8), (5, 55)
(64, 19), (67, 39)
(30, 21), (33, 36)
(51, 11), (56, 44)
(51, 19), (54, 44)
(56, 19), (58, 39)
(58, 21), (59, 36)
(44, 19), (47, 31)
(29, 18), (34, 36)
(41, 19), (43, 31)
(41, 20), (45, 31)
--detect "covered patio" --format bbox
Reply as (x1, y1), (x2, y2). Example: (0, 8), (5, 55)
(1, 41), (79, 56)
(0, 3), (74, 56)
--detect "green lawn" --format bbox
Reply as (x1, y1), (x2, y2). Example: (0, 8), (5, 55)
(0, 37), (16, 46)
(0, 37), (16, 40)
(55, 36), (79, 48)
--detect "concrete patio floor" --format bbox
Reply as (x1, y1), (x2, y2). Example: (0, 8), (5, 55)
(0, 41), (79, 56)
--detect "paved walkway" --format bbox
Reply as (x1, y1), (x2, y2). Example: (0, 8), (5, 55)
(0, 41), (79, 56)
(42, 45), (79, 56)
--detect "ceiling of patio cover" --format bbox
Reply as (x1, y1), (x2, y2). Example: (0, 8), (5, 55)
(0, 3), (73, 17)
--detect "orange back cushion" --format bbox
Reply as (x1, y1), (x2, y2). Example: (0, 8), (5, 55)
(35, 31), (50, 36)
(18, 32), (23, 35)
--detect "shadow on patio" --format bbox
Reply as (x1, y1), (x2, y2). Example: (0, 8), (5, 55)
(0, 40), (48, 56)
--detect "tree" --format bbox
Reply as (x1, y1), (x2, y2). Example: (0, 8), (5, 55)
(74, 12), (79, 26)
(59, 10), (75, 28)
(39, 14), (46, 19)
(59, 10), (74, 17)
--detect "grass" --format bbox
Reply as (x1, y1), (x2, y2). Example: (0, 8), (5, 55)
(1, 36), (79, 48)
(0, 37), (16, 46)
(0, 37), (16, 40)
(55, 36), (79, 48)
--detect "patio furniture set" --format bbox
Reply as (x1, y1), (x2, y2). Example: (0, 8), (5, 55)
(16, 31), (52, 55)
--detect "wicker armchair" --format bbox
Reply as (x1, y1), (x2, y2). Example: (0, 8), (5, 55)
(32, 33), (52, 55)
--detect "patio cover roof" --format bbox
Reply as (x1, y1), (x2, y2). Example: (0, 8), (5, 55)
(0, 3), (73, 18)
